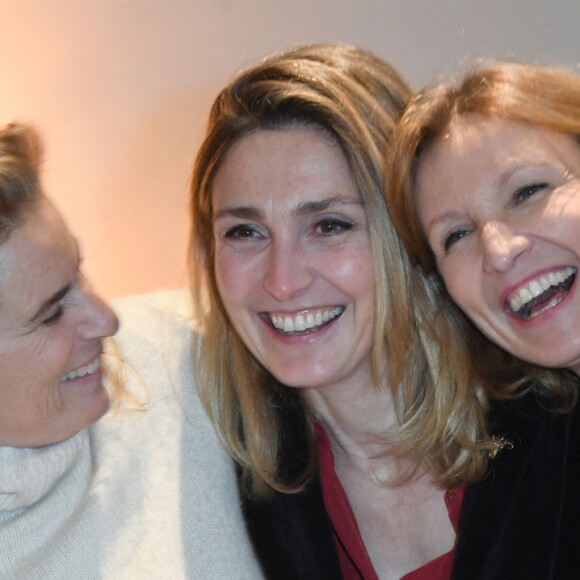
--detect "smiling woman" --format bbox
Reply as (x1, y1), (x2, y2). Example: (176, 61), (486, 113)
(387, 60), (580, 578)
(0, 127), (118, 447)
(387, 59), (580, 383)
(187, 44), (576, 580)
(414, 116), (580, 372)
(212, 126), (375, 392)
(0, 122), (263, 579)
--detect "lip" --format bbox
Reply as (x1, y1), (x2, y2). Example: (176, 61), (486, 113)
(62, 354), (103, 383)
(501, 266), (577, 321)
(263, 305), (345, 335)
(501, 266), (573, 305)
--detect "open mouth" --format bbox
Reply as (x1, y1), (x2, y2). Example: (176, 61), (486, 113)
(62, 356), (101, 382)
(269, 306), (344, 335)
(507, 267), (576, 320)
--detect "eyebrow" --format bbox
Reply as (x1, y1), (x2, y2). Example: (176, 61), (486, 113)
(294, 197), (362, 216)
(496, 162), (557, 188)
(213, 196), (363, 221)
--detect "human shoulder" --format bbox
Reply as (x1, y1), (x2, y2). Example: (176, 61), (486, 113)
(112, 287), (196, 336)
(106, 288), (199, 405)
(488, 390), (580, 438)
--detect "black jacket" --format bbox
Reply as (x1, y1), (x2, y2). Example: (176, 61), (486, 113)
(240, 394), (580, 579)
(452, 394), (580, 579)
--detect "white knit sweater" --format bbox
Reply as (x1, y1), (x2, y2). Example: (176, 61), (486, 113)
(0, 289), (263, 580)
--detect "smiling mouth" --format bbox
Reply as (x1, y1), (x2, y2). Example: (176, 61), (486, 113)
(269, 306), (345, 335)
(507, 267), (576, 320)
(62, 357), (101, 382)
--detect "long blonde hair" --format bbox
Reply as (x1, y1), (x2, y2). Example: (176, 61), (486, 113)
(190, 44), (496, 498)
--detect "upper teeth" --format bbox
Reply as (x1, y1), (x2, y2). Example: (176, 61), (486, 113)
(62, 357), (101, 382)
(508, 267), (575, 312)
(269, 306), (344, 333)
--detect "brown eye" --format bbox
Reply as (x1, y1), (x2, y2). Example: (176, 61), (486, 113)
(224, 225), (261, 239)
(315, 219), (354, 236)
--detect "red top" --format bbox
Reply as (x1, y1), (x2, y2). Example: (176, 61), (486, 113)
(315, 422), (465, 580)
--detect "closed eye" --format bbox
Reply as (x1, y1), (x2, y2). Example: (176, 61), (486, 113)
(40, 305), (65, 325)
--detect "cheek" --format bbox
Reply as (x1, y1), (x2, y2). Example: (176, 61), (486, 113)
(32, 326), (78, 382)
(214, 248), (262, 313)
(438, 260), (474, 310)
(1, 331), (70, 377)
(545, 199), (580, 246)
(0, 341), (68, 424)
(321, 243), (375, 299)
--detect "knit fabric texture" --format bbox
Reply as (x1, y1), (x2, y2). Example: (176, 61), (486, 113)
(0, 289), (262, 580)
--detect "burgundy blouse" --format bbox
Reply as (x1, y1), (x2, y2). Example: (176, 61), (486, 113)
(315, 422), (465, 580)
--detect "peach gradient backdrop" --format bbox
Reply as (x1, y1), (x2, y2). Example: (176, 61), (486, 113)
(0, 0), (578, 299)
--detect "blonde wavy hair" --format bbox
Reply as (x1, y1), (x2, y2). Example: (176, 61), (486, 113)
(190, 44), (498, 498)
(387, 59), (579, 407)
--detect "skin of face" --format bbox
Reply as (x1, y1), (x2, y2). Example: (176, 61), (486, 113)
(212, 126), (376, 396)
(415, 114), (580, 373)
(0, 196), (119, 447)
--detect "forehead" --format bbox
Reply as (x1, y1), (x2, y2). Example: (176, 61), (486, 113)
(424, 115), (577, 168)
(417, 116), (580, 199)
(212, 126), (358, 209)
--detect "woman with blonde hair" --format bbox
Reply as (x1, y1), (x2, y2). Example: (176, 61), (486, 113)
(387, 59), (580, 578)
(187, 44), (556, 579)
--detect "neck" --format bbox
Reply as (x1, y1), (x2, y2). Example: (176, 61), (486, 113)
(305, 376), (400, 471)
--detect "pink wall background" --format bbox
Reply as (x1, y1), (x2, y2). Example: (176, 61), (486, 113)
(0, 0), (578, 299)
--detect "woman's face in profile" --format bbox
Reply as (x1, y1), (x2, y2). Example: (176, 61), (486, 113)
(415, 114), (580, 373)
(211, 126), (376, 393)
(0, 197), (119, 447)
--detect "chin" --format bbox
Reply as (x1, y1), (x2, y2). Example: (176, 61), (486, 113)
(72, 387), (112, 435)
(89, 388), (112, 421)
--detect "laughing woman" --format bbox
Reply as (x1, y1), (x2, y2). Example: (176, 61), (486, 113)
(187, 44), (575, 580)
(387, 60), (580, 578)
(388, 60), (580, 381)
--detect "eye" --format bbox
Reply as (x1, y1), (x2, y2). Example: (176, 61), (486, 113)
(223, 224), (263, 239)
(41, 305), (65, 326)
(443, 229), (470, 252)
(512, 182), (548, 205)
(314, 218), (354, 236)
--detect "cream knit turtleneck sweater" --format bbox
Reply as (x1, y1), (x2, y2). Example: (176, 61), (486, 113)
(0, 289), (263, 580)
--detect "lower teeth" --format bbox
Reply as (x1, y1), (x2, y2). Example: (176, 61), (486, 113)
(526, 297), (563, 320)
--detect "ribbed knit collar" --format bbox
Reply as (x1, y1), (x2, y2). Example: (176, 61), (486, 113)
(0, 430), (88, 511)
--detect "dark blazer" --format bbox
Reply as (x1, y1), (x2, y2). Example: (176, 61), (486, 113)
(240, 395), (580, 580)
(452, 395), (580, 579)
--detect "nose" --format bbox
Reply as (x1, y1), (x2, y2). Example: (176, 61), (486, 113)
(77, 282), (120, 340)
(481, 221), (531, 274)
(262, 239), (315, 301)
